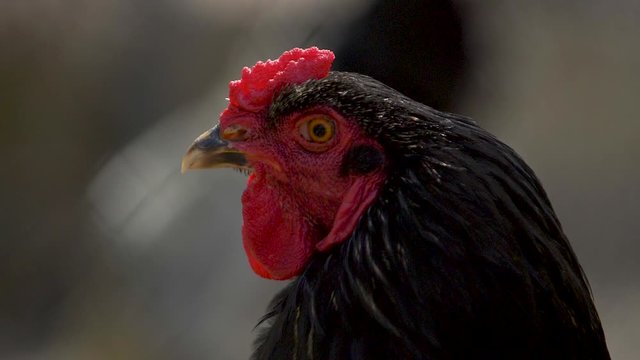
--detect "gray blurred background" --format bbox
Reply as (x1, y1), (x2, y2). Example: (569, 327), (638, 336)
(1, 1), (638, 359)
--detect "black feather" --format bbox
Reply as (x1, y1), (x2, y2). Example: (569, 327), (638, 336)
(253, 72), (610, 359)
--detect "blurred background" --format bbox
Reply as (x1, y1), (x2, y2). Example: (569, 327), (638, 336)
(1, 0), (639, 359)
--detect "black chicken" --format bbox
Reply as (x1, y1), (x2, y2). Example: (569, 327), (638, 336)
(182, 48), (609, 359)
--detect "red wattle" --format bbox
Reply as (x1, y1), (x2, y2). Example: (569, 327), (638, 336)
(241, 173), (317, 280)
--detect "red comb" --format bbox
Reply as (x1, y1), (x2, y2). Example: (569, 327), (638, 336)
(226, 47), (335, 113)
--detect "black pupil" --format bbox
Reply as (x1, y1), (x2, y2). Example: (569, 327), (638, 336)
(312, 123), (326, 138)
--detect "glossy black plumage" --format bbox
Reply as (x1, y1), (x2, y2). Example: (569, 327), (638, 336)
(253, 72), (610, 359)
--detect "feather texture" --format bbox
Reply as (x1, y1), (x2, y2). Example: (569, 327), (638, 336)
(252, 72), (609, 359)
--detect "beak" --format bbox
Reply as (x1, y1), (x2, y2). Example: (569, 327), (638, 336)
(181, 124), (249, 173)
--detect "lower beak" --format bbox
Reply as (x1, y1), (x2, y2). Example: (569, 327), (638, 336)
(181, 124), (248, 173)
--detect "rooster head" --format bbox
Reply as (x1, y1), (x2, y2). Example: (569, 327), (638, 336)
(182, 48), (386, 280)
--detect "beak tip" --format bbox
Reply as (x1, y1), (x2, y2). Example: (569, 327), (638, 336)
(180, 155), (192, 174)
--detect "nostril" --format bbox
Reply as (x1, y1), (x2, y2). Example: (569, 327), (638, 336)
(222, 125), (248, 141)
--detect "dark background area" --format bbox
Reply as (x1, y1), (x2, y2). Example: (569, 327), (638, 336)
(1, 1), (638, 359)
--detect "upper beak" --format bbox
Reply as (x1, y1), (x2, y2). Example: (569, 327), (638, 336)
(181, 124), (248, 173)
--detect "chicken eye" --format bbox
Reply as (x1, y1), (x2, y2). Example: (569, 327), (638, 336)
(299, 116), (335, 144)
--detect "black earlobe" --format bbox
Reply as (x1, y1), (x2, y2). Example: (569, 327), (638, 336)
(340, 145), (385, 176)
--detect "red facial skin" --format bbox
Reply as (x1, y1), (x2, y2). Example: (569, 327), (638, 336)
(220, 107), (385, 280)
